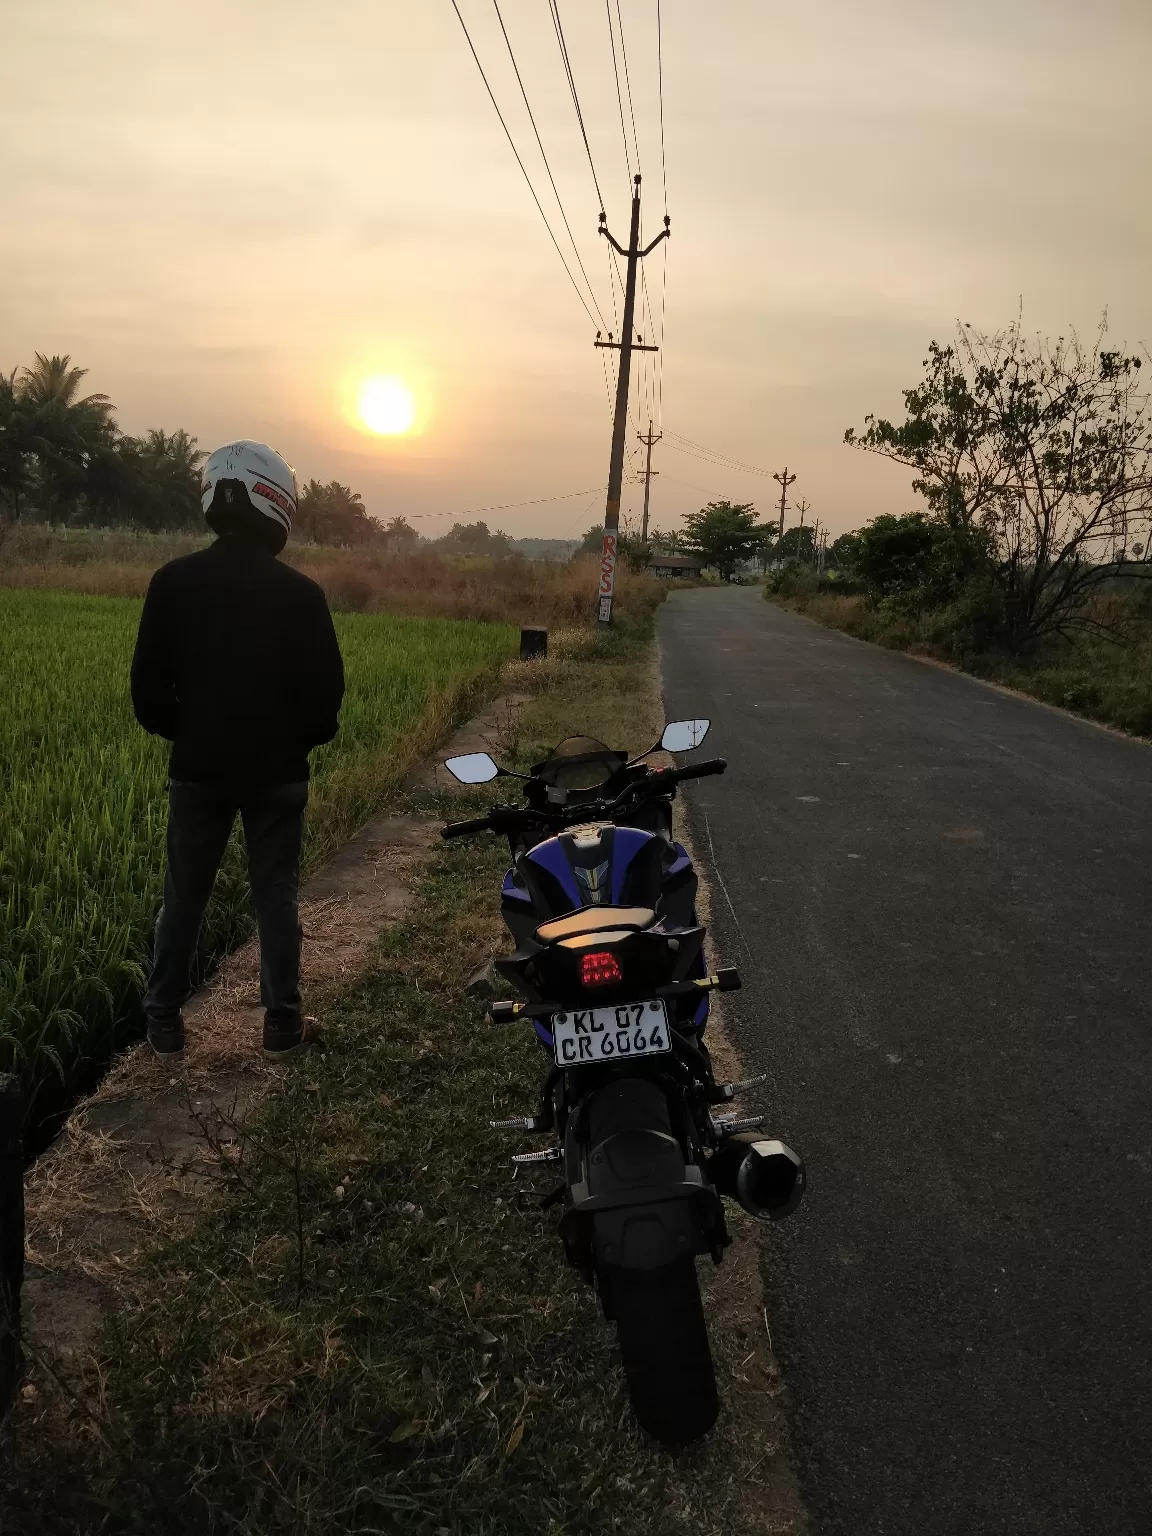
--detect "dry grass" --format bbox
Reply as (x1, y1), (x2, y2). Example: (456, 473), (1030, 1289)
(0, 526), (663, 631)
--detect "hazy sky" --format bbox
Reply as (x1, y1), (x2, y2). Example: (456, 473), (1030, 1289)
(4, 1), (1151, 539)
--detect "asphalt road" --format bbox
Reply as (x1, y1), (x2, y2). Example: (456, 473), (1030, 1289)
(659, 589), (1152, 1536)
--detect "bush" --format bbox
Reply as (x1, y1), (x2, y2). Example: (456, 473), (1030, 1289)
(763, 567), (864, 603)
(855, 512), (990, 613)
(923, 579), (1009, 660)
(763, 566), (819, 599)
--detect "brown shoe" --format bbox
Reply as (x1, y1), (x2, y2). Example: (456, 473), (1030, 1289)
(263, 1014), (319, 1060)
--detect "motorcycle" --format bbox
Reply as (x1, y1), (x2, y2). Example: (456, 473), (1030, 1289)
(441, 719), (804, 1443)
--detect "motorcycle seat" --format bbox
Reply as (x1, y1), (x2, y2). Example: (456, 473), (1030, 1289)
(535, 905), (657, 945)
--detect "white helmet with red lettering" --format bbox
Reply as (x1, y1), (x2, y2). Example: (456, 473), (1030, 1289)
(201, 440), (297, 553)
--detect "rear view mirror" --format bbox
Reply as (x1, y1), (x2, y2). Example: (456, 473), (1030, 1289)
(661, 719), (710, 753)
(444, 752), (501, 784)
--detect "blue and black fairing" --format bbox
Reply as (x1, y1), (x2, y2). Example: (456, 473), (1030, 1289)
(501, 825), (698, 930)
(498, 823), (711, 1042)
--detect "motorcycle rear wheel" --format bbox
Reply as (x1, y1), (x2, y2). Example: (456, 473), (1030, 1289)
(602, 1257), (719, 1442)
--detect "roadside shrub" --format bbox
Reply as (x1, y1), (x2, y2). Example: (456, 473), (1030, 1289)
(764, 566), (820, 599)
(326, 568), (375, 613)
(924, 579), (1009, 660)
(855, 512), (990, 613)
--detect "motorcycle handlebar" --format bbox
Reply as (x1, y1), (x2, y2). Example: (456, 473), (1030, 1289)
(441, 814), (496, 840)
(439, 758), (728, 840)
(663, 756), (727, 784)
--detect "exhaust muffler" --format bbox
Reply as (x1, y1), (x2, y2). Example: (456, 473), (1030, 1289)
(707, 1133), (805, 1221)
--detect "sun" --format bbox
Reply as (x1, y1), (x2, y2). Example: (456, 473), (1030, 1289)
(357, 375), (416, 436)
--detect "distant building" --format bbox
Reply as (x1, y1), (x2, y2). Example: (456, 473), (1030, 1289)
(649, 553), (704, 578)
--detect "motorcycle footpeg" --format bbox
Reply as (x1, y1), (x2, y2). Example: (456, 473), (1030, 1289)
(511, 1146), (563, 1166)
(490, 1115), (544, 1132)
(712, 1110), (767, 1136)
(732, 1072), (768, 1093)
(714, 1071), (769, 1103)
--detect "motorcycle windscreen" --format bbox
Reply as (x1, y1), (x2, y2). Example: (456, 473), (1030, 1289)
(530, 735), (627, 791)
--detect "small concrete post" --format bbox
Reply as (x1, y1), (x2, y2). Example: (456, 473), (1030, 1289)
(519, 626), (548, 661)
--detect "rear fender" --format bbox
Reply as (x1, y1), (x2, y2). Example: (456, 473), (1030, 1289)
(559, 1078), (720, 1272)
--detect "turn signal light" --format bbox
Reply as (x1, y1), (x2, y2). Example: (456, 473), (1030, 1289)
(580, 949), (623, 988)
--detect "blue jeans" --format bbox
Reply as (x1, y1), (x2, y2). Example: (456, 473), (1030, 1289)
(144, 780), (308, 1027)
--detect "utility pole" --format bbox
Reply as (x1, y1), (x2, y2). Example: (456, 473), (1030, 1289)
(593, 175), (670, 626)
(637, 418), (662, 544)
(796, 497), (810, 561)
(773, 466), (796, 543)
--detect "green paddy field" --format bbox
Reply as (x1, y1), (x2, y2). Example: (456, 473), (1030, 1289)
(0, 589), (515, 1110)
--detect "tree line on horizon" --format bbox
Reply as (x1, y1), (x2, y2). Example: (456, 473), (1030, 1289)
(0, 352), (781, 569)
(575, 504), (833, 581)
(0, 355), (512, 553)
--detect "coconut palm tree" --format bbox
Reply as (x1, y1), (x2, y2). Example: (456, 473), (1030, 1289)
(382, 514), (419, 549)
(11, 355), (116, 521)
(17, 354), (113, 420)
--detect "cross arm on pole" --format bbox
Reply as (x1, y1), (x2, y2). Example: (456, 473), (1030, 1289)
(641, 222), (671, 257)
(600, 216), (670, 260)
(595, 337), (659, 351)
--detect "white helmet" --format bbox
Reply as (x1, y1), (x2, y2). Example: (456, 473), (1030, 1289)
(201, 440), (297, 549)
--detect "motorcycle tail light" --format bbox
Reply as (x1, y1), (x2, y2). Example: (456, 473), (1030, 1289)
(580, 949), (623, 988)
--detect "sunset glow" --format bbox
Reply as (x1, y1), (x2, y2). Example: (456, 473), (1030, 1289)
(4, 3), (1150, 536)
(356, 376), (416, 437)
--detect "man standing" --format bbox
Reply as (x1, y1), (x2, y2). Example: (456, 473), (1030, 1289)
(131, 440), (345, 1060)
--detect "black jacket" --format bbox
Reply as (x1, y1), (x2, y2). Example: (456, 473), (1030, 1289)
(131, 536), (345, 783)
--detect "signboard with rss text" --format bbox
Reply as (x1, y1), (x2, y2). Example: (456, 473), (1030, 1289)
(597, 530), (617, 623)
(599, 531), (617, 594)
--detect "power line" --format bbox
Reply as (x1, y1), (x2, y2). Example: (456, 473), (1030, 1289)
(605, 1), (635, 190)
(655, 0), (668, 425)
(559, 490), (610, 539)
(657, 467), (716, 497)
(548, 0), (625, 305)
(453, 486), (608, 519)
(548, 0), (609, 216)
(663, 430), (781, 479)
(614, 0), (643, 182)
(614, 2), (663, 429)
(639, 247), (659, 425)
(491, 0), (607, 332)
(656, 237), (668, 425)
(449, 0), (600, 330)
(598, 341), (616, 425)
(657, 0), (668, 214)
(665, 441), (778, 478)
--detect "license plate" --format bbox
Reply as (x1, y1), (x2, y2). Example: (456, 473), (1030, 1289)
(551, 1000), (671, 1066)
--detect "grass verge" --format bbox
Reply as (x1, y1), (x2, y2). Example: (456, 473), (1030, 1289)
(768, 587), (1152, 738)
(2, 621), (798, 1536)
